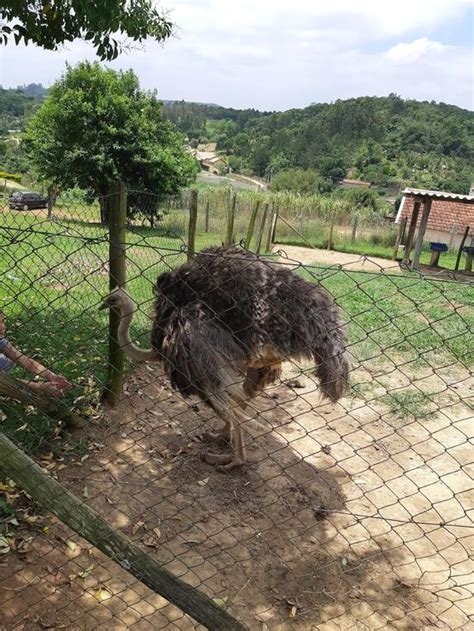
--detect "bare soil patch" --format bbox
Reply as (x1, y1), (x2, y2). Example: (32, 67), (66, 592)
(1, 359), (472, 630)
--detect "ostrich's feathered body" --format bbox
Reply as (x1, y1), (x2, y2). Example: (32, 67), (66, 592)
(151, 246), (349, 406)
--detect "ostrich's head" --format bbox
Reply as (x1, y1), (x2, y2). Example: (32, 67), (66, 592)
(99, 287), (135, 314)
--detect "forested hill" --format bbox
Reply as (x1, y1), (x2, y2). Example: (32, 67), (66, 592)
(0, 84), (48, 134)
(163, 95), (474, 193)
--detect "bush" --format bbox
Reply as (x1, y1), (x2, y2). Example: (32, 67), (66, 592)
(0, 171), (22, 183)
(271, 168), (333, 195)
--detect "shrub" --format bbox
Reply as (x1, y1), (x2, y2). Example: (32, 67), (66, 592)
(0, 171), (22, 183)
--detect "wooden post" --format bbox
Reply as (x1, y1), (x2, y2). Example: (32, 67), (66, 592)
(411, 198), (432, 270)
(351, 215), (358, 244)
(402, 199), (421, 265)
(0, 373), (84, 429)
(0, 432), (246, 631)
(327, 211), (336, 250)
(245, 200), (260, 249)
(205, 197), (210, 233)
(225, 192), (236, 246)
(455, 225), (470, 271)
(265, 204), (275, 252)
(393, 216), (407, 260)
(255, 203), (269, 254)
(271, 205), (279, 244)
(187, 189), (198, 261)
(106, 182), (127, 407)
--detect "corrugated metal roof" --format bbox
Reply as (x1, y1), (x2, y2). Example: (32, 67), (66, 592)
(402, 187), (474, 202)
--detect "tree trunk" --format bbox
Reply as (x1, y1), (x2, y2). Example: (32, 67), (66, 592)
(47, 186), (58, 220)
(99, 194), (110, 225)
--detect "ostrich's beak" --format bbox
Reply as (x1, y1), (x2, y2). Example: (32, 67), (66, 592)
(98, 300), (109, 311)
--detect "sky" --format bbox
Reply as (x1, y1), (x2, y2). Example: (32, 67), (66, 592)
(0, 0), (473, 111)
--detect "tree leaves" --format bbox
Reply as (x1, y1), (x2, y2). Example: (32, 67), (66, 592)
(23, 62), (198, 220)
(0, 1), (173, 61)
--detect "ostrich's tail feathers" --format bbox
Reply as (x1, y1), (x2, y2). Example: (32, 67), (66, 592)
(312, 325), (350, 402)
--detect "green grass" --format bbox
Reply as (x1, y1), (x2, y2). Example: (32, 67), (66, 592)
(384, 389), (437, 420)
(0, 204), (472, 452)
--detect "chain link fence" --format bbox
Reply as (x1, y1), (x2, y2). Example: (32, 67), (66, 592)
(0, 187), (473, 630)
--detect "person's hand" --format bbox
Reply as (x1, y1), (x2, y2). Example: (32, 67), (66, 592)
(48, 374), (72, 392)
(38, 382), (65, 399)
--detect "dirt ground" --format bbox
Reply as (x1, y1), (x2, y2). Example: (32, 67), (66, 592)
(273, 244), (473, 281)
(273, 244), (401, 273)
(1, 353), (472, 630)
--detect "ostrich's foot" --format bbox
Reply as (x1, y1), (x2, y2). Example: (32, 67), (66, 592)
(191, 425), (231, 443)
(201, 447), (243, 470)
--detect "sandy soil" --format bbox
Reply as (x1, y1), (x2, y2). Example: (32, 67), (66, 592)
(273, 244), (401, 273)
(1, 355), (472, 630)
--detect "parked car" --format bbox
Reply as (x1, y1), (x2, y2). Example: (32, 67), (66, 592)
(8, 191), (49, 211)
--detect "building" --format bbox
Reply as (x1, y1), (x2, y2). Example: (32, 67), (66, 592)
(337, 178), (372, 190)
(188, 143), (227, 175)
(395, 188), (474, 249)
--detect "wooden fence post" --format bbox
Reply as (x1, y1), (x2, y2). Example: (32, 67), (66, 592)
(327, 211), (336, 250)
(455, 225), (470, 271)
(0, 432), (246, 631)
(106, 182), (127, 407)
(411, 198), (432, 270)
(351, 215), (358, 244)
(225, 192), (237, 246)
(403, 200), (420, 265)
(265, 204), (275, 252)
(271, 205), (279, 244)
(393, 216), (407, 260)
(187, 189), (198, 261)
(205, 197), (210, 233)
(246, 200), (260, 249)
(255, 203), (269, 254)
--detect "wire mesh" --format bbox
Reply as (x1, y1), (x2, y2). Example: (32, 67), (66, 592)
(0, 189), (473, 630)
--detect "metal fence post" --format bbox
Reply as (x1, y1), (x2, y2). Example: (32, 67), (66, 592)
(106, 182), (127, 406)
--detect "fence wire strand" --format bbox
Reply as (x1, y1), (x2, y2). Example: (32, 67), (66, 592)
(0, 189), (473, 630)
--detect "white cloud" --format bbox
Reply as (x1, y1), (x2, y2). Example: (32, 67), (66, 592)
(387, 38), (447, 63)
(0, 0), (472, 110)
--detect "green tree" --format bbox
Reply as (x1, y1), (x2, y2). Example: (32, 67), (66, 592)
(344, 188), (379, 212)
(23, 62), (198, 223)
(0, 1), (172, 60)
(270, 168), (333, 195)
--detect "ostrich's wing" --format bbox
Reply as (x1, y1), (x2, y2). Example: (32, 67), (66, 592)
(161, 312), (246, 406)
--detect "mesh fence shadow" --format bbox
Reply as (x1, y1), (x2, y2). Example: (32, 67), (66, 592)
(0, 191), (472, 630)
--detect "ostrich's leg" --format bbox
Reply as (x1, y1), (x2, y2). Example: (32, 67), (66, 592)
(192, 421), (231, 443)
(201, 399), (247, 469)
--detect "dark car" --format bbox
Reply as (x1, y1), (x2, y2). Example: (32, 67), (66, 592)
(9, 191), (49, 211)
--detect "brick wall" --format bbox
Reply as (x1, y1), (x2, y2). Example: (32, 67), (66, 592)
(401, 197), (474, 235)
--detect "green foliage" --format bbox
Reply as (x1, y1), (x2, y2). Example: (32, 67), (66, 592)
(23, 62), (198, 221)
(0, 171), (21, 183)
(270, 168), (333, 195)
(167, 96), (473, 193)
(0, 0), (173, 61)
(342, 187), (379, 211)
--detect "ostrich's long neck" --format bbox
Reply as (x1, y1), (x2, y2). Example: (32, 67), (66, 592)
(117, 305), (156, 362)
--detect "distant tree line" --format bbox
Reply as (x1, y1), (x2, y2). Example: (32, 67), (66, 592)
(163, 94), (473, 194)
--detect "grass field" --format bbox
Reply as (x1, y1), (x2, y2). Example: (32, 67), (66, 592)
(0, 204), (472, 453)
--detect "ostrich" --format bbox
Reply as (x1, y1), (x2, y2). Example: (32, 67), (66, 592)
(100, 246), (349, 470)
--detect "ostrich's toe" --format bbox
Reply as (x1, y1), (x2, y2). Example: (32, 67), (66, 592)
(201, 447), (233, 466)
(192, 426), (231, 443)
(201, 448), (244, 470)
